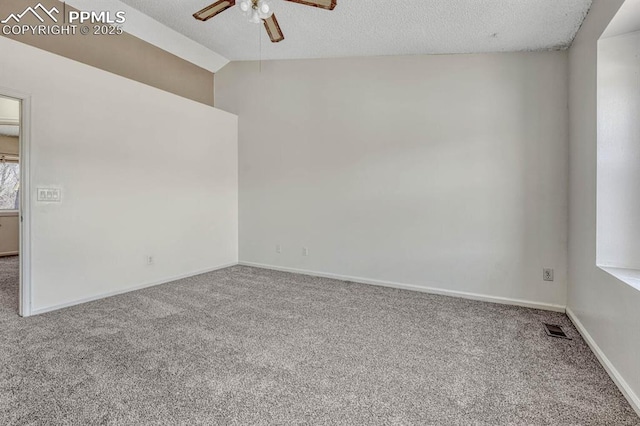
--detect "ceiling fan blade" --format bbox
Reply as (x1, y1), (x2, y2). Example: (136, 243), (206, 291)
(264, 14), (285, 43)
(284, 0), (336, 11)
(193, 0), (236, 21)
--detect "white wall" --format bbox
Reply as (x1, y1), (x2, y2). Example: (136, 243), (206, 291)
(597, 31), (640, 271)
(568, 0), (640, 414)
(216, 52), (569, 310)
(0, 36), (238, 313)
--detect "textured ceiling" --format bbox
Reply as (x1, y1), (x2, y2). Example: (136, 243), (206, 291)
(120, 0), (592, 61)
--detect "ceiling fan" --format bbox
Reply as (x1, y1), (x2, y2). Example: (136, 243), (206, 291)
(193, 0), (337, 43)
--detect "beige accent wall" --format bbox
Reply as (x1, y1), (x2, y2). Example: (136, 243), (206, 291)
(0, 0), (214, 106)
(0, 135), (19, 156)
(0, 214), (19, 257)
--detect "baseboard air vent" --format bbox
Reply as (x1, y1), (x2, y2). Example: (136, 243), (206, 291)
(544, 323), (571, 340)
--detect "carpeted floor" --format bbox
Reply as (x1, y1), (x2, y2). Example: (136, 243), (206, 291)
(0, 257), (638, 425)
(0, 256), (19, 323)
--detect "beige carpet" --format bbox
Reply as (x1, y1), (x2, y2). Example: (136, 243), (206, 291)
(0, 257), (638, 425)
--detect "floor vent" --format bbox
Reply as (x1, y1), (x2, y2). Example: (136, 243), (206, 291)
(544, 323), (571, 340)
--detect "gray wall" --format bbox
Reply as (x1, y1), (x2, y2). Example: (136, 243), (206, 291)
(0, 37), (238, 313)
(568, 0), (640, 413)
(216, 51), (569, 309)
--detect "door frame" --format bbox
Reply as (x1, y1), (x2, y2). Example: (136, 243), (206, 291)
(0, 87), (32, 317)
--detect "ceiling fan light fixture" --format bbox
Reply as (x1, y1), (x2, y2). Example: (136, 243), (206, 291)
(194, 0), (336, 43)
(240, 0), (273, 23)
(258, 0), (272, 15)
(238, 0), (251, 12)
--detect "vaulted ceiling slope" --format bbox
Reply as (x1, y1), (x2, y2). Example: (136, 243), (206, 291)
(120, 0), (593, 61)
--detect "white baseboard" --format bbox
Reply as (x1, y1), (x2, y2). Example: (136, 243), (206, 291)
(0, 251), (19, 257)
(566, 307), (640, 417)
(29, 262), (238, 316)
(238, 261), (566, 313)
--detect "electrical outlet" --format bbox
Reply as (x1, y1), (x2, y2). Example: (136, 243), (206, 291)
(302, 247), (309, 256)
(147, 255), (154, 266)
(276, 244), (282, 254)
(543, 268), (554, 282)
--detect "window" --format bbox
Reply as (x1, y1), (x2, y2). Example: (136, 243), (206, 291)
(0, 161), (19, 210)
(597, 19), (640, 290)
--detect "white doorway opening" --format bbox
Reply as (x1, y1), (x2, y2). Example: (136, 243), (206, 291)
(0, 89), (32, 317)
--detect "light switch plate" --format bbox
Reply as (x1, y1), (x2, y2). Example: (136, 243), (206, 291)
(37, 188), (61, 202)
